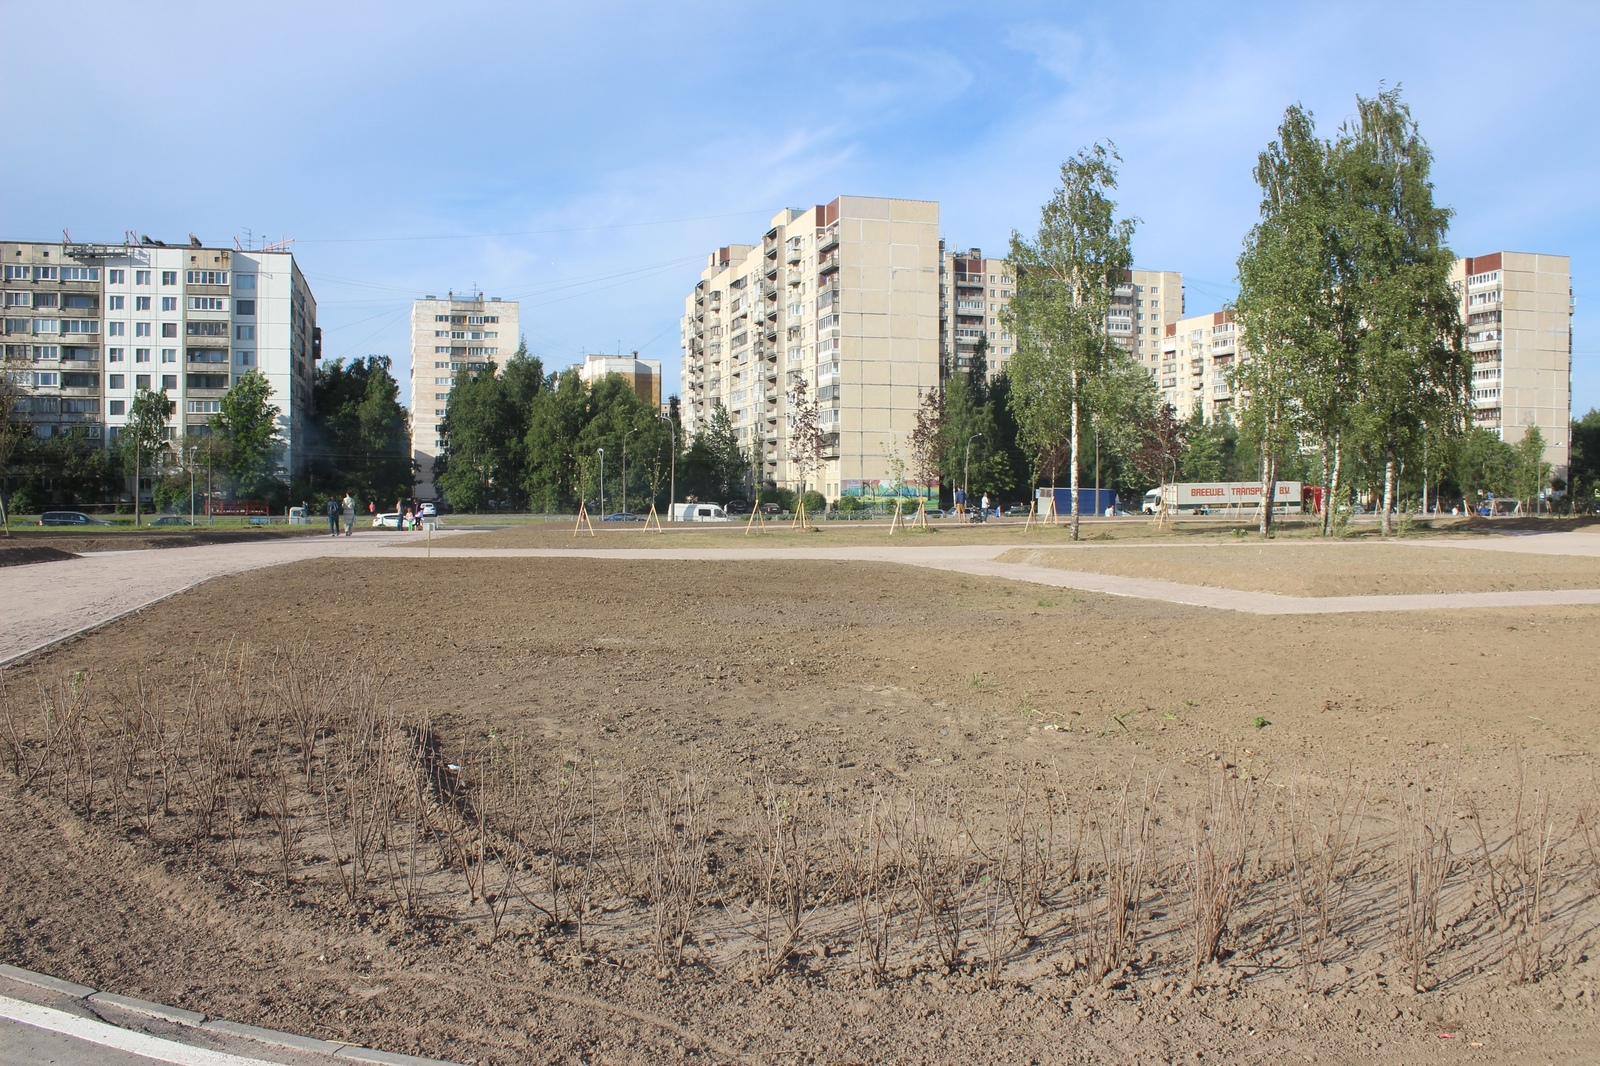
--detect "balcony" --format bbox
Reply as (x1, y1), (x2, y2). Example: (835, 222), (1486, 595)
(764, 262), (778, 280)
(817, 252), (840, 275)
(786, 269), (804, 287)
(818, 229), (840, 253)
(786, 245), (802, 265)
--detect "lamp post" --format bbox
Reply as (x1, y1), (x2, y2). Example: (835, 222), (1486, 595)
(621, 426), (636, 515)
(964, 432), (981, 513)
(658, 412), (677, 521)
(597, 447), (605, 516)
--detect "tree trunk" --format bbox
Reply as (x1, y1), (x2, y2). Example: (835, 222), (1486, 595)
(1259, 452), (1276, 538)
(1381, 446), (1396, 537)
(1324, 435), (1343, 538)
(1069, 393), (1080, 542)
(134, 449), (141, 528)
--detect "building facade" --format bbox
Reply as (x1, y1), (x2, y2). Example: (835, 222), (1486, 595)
(1155, 309), (1239, 422)
(575, 351), (662, 408)
(408, 292), (520, 500)
(3, 236), (317, 480)
(680, 197), (942, 502)
(1450, 251), (1572, 475)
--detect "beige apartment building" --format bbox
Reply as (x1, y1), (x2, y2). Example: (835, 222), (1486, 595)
(575, 351), (662, 409)
(1450, 251), (1572, 475)
(1156, 309), (1240, 422)
(409, 291), (520, 500)
(680, 196), (942, 502)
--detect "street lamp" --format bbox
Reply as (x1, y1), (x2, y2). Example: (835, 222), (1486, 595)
(597, 447), (606, 516)
(620, 426), (637, 515)
(964, 432), (982, 513)
(658, 412), (677, 521)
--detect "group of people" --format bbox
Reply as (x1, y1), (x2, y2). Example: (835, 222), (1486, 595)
(324, 493), (356, 536)
(952, 488), (994, 520)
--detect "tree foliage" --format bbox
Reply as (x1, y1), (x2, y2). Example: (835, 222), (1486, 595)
(308, 355), (412, 504)
(209, 369), (283, 499)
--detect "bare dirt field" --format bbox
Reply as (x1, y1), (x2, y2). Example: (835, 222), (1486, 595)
(4, 550), (1600, 1064)
(1000, 541), (1600, 596)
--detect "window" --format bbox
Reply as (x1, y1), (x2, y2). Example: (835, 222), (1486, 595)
(33, 372), (59, 386)
(161, 348), (177, 363)
(3, 266), (28, 281)
(186, 400), (222, 414)
(136, 296), (150, 310)
(108, 399), (125, 415)
(187, 296), (228, 311)
(135, 269), (151, 285)
(188, 348), (225, 363)
(109, 374), (125, 388)
(185, 270), (228, 285)
(3, 292), (29, 307)
(433, 345), (451, 354)
(186, 374), (228, 389)
(234, 274), (255, 290)
(107, 347), (124, 362)
(108, 295), (125, 310)
(434, 360), (451, 368)
(135, 374), (151, 389)
(134, 322), (151, 337)
(34, 267), (58, 281)
(163, 322), (181, 337)
(161, 296), (177, 311)
(161, 374), (177, 390)
(61, 292), (92, 309)
(435, 392), (449, 401)
(108, 269), (126, 284)
(62, 372), (95, 388)
(33, 319), (60, 334)
(60, 267), (99, 281)
(235, 325), (254, 340)
(234, 299), (254, 316)
(108, 322), (126, 337)
(161, 271), (177, 286)
(32, 345), (58, 360)
(234, 350), (254, 366)
(135, 348), (150, 363)
(32, 292), (59, 308)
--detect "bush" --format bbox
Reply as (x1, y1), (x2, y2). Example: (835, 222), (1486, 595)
(836, 495), (866, 513)
(757, 486), (797, 513)
(4, 484), (43, 517)
(802, 490), (826, 515)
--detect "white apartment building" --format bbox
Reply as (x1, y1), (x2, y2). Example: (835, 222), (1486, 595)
(409, 292), (520, 500)
(680, 197), (942, 503)
(1155, 310), (1239, 422)
(3, 236), (318, 477)
(575, 351), (662, 409)
(1450, 251), (1572, 475)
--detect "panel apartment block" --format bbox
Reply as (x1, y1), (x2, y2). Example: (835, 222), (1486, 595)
(1450, 251), (1572, 475)
(409, 293), (520, 500)
(3, 237), (317, 480)
(680, 197), (942, 501)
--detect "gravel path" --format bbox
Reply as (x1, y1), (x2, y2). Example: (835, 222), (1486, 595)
(7, 529), (1600, 665)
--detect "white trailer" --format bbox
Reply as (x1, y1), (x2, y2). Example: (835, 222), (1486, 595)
(1141, 482), (1303, 515)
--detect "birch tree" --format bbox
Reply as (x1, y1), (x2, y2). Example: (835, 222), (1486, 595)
(1341, 89), (1468, 536)
(123, 386), (171, 527)
(1003, 143), (1136, 541)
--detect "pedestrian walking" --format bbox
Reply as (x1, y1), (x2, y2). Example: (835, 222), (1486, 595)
(325, 495), (340, 535)
(954, 486), (966, 516)
(980, 492), (990, 519)
(341, 491), (355, 536)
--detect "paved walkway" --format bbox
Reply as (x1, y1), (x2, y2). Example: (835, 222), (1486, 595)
(7, 529), (1600, 665)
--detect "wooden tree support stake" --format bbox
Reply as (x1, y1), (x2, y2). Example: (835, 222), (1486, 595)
(644, 502), (664, 532)
(745, 504), (767, 535)
(574, 501), (596, 537)
(912, 499), (929, 530)
(889, 499), (905, 534)
(1023, 499), (1039, 531)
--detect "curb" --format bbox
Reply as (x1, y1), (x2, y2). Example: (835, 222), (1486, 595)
(0, 962), (462, 1066)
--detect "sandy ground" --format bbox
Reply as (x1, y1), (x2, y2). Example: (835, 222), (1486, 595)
(1000, 540), (1600, 596)
(4, 551), (1600, 1064)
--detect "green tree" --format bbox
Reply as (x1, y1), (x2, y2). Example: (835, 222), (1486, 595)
(1512, 425), (1552, 514)
(1570, 409), (1600, 511)
(697, 402), (747, 502)
(437, 360), (514, 511)
(1179, 411), (1241, 482)
(1453, 426), (1516, 509)
(123, 386), (172, 526)
(210, 368), (283, 500)
(523, 368), (589, 511)
(309, 355), (412, 504)
(1003, 142), (1137, 540)
(0, 350), (30, 533)
(1341, 89), (1469, 535)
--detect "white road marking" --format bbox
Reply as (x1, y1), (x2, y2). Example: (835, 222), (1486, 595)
(0, 994), (277, 1066)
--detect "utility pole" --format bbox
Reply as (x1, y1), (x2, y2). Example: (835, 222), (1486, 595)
(597, 447), (605, 516)
(659, 412), (676, 520)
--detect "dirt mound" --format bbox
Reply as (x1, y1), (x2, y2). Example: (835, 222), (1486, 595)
(0, 545), (78, 568)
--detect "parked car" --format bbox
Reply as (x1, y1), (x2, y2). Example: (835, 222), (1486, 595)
(725, 499), (751, 515)
(150, 515), (192, 526)
(38, 511), (110, 526)
(372, 512), (402, 529)
(602, 512), (640, 522)
(924, 508), (946, 519)
(1005, 502), (1029, 517)
(418, 502), (437, 517)
(760, 502), (782, 515)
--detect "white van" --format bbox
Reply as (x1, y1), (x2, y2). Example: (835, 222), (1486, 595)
(672, 503), (732, 522)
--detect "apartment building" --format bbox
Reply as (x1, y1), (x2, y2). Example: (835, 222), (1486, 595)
(1156, 309), (1239, 422)
(1450, 251), (1572, 475)
(575, 351), (663, 408)
(940, 253), (1182, 382)
(3, 236), (318, 477)
(409, 292), (520, 500)
(680, 197), (942, 502)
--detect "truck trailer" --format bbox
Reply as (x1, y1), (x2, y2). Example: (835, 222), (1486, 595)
(1141, 482), (1304, 515)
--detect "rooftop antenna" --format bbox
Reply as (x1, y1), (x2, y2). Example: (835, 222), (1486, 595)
(62, 227), (71, 243)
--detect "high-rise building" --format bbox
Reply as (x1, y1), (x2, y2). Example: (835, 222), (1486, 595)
(2, 236), (318, 480)
(1156, 309), (1239, 422)
(408, 292), (520, 500)
(1450, 252), (1572, 476)
(575, 351), (662, 409)
(680, 197), (942, 502)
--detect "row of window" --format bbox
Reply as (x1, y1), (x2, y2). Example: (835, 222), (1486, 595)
(4, 318), (100, 334)
(3, 265), (102, 281)
(4, 292), (97, 308)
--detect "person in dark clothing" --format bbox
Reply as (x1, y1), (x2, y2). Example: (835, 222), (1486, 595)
(326, 496), (341, 535)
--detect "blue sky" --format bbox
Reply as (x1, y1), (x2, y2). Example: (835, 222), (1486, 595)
(3, 1), (1595, 413)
